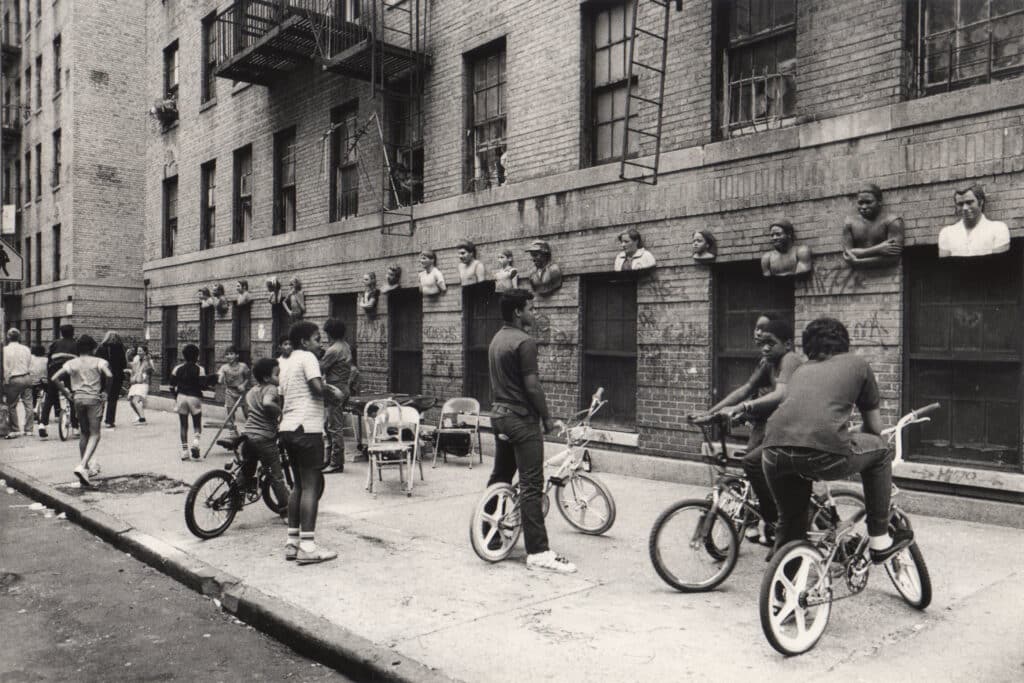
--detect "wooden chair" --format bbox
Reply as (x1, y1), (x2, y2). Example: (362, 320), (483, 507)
(432, 397), (483, 469)
(365, 400), (423, 496)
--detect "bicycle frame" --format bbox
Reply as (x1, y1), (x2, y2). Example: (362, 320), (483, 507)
(544, 388), (607, 484)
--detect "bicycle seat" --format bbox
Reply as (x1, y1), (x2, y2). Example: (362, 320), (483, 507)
(217, 434), (247, 451)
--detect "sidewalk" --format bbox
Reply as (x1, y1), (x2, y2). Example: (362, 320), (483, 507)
(2, 401), (1023, 682)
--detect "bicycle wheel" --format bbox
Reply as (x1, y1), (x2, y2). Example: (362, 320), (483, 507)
(883, 510), (932, 609)
(469, 483), (522, 562)
(184, 470), (239, 539)
(58, 403), (71, 441)
(260, 472), (289, 515)
(759, 541), (832, 656)
(809, 489), (866, 533)
(555, 472), (616, 535)
(648, 499), (739, 592)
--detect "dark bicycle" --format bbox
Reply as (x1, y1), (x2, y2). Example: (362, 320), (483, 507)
(184, 434), (294, 539)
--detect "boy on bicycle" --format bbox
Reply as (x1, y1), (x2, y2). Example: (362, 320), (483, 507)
(235, 357), (289, 516)
(762, 317), (913, 564)
(706, 317), (802, 545)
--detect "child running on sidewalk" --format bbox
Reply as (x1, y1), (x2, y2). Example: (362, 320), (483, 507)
(217, 346), (251, 437)
(235, 357), (289, 516)
(127, 346), (155, 425)
(170, 344), (207, 460)
(51, 335), (113, 487)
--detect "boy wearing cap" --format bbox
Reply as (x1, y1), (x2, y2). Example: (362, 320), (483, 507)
(525, 240), (562, 295)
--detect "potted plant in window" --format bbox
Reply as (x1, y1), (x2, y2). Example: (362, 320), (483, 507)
(150, 95), (178, 127)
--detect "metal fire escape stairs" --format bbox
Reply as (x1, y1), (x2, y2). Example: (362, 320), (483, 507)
(619, 0), (681, 185)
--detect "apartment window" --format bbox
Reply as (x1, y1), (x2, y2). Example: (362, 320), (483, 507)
(201, 13), (217, 103)
(13, 159), (20, 208)
(274, 127), (296, 235)
(161, 306), (178, 382)
(34, 143), (40, 200)
(233, 145), (252, 243)
(905, 244), (1021, 469)
(330, 103), (358, 220)
(231, 304), (251, 365)
(714, 261), (794, 407)
(328, 293), (358, 364)
(34, 55), (41, 109)
(33, 233), (40, 285)
(52, 35), (61, 94)
(466, 43), (507, 191)
(586, 2), (638, 165)
(51, 129), (60, 188)
(52, 224), (60, 281)
(163, 175), (178, 257)
(462, 281), (503, 409)
(14, 77), (21, 116)
(52, 318), (59, 341)
(720, 0), (797, 134)
(24, 235), (30, 286)
(340, 0), (360, 22)
(164, 40), (179, 98)
(200, 160), (216, 249)
(24, 0), (29, 29)
(23, 150), (29, 205)
(389, 287), (422, 395)
(200, 305), (215, 376)
(385, 86), (424, 207)
(582, 275), (638, 429)
(908, 0), (1024, 96)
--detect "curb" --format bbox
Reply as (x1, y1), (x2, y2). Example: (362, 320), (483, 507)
(0, 463), (457, 683)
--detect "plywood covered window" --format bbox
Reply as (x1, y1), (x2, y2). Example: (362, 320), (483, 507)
(463, 281), (503, 409)
(582, 275), (637, 429)
(389, 287), (422, 395)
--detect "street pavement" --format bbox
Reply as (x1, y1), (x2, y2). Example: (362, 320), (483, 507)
(0, 486), (350, 682)
(1, 401), (1023, 682)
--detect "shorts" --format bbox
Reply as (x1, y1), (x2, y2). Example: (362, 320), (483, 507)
(128, 383), (149, 398)
(279, 429), (325, 470)
(75, 401), (104, 437)
(175, 395), (203, 416)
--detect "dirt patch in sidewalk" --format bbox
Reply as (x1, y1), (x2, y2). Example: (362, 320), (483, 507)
(55, 473), (190, 497)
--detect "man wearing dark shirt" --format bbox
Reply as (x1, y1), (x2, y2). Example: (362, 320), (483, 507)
(38, 324), (79, 438)
(486, 289), (575, 574)
(763, 317), (913, 563)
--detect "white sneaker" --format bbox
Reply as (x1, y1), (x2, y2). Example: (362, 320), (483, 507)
(180, 447), (191, 461)
(526, 550), (577, 574)
(73, 465), (92, 488)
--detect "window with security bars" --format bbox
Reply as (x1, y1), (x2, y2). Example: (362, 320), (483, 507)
(720, 0), (796, 134)
(232, 304), (251, 365)
(34, 142), (40, 200)
(714, 260), (794, 407)
(200, 160), (216, 250)
(907, 0), (1024, 96)
(328, 293), (358, 365)
(162, 307), (178, 382)
(233, 145), (252, 243)
(201, 13), (217, 103)
(582, 275), (637, 429)
(587, 2), (638, 165)
(200, 305), (216, 376)
(904, 244), (1021, 470)
(330, 103), (359, 221)
(51, 128), (60, 188)
(466, 44), (507, 191)
(463, 281), (504, 409)
(274, 127), (296, 235)
(389, 287), (422, 395)
(163, 175), (178, 257)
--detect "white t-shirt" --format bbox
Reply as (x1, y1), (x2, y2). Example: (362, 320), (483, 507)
(278, 349), (324, 433)
(938, 216), (1010, 257)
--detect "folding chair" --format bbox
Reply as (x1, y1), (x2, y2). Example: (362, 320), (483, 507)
(365, 401), (424, 496)
(432, 397), (484, 469)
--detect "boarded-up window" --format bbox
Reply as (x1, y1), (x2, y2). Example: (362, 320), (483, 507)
(905, 244), (1021, 469)
(329, 293), (358, 365)
(232, 304), (251, 365)
(463, 281), (503, 409)
(389, 288), (422, 395)
(582, 275), (637, 429)
(162, 306), (178, 382)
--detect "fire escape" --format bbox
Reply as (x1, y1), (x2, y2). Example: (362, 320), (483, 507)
(619, 0), (680, 186)
(214, 1), (431, 235)
(1, 14), (24, 304)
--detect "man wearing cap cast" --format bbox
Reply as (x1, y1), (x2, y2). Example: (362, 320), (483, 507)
(525, 240), (562, 296)
(841, 183), (904, 269)
(938, 183), (1009, 258)
(761, 220), (813, 277)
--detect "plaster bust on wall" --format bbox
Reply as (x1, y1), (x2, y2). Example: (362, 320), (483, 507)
(283, 277), (306, 323)
(938, 183), (1010, 258)
(456, 239), (487, 285)
(614, 228), (656, 271)
(418, 250), (447, 296)
(266, 277), (284, 305)
(234, 279), (253, 307)
(381, 265), (402, 294)
(198, 286), (216, 308)
(359, 272), (380, 315)
(525, 240), (562, 296)
(494, 248), (519, 293)
(841, 183), (905, 269)
(761, 219), (813, 277)
(692, 230), (717, 263)
(211, 283), (229, 315)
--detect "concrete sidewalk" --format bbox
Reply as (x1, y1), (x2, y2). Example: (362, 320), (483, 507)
(2, 402), (1023, 682)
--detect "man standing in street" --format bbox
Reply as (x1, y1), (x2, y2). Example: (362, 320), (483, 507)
(485, 288), (576, 573)
(3, 329), (34, 438)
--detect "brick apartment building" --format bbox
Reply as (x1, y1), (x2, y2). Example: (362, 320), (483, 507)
(1, 0), (147, 346)
(142, 0), (1024, 499)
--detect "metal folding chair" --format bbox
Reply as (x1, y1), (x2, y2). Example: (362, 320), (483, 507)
(364, 400), (423, 496)
(432, 397), (483, 469)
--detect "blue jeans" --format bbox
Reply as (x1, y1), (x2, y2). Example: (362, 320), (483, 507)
(487, 408), (548, 555)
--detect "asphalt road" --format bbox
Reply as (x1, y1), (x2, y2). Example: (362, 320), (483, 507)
(0, 486), (351, 683)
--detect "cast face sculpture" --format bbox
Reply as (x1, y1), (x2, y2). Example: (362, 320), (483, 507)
(955, 190), (983, 227)
(386, 266), (401, 285)
(364, 273), (376, 288)
(457, 248), (473, 264)
(856, 192), (881, 221)
(498, 252), (512, 268)
(619, 232), (639, 256)
(769, 224), (792, 252)
(529, 250), (548, 269)
(289, 278), (301, 291)
(236, 281), (247, 294)
(693, 232), (709, 255)
(419, 253), (435, 270)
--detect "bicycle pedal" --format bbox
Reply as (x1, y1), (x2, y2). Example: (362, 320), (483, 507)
(548, 476), (566, 487)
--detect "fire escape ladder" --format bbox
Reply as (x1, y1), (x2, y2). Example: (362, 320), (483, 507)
(619, 0), (675, 186)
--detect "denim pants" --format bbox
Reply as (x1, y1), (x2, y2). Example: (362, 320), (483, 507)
(763, 445), (893, 547)
(742, 422), (777, 527)
(325, 387), (349, 466)
(40, 376), (78, 428)
(487, 408), (548, 555)
(241, 436), (290, 506)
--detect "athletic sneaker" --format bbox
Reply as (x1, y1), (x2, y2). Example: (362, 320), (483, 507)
(38, 427), (48, 440)
(180, 446), (191, 461)
(103, 424), (115, 430)
(285, 543), (299, 561)
(73, 465), (92, 488)
(296, 546), (338, 565)
(526, 550), (577, 574)
(138, 417), (147, 424)
(88, 463), (101, 478)
(190, 446), (201, 460)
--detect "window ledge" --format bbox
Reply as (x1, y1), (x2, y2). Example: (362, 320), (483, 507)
(726, 116), (797, 139)
(199, 97), (217, 113)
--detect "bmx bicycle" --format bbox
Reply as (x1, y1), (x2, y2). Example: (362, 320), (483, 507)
(184, 434), (294, 539)
(759, 403), (938, 656)
(648, 412), (865, 592)
(469, 388), (617, 562)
